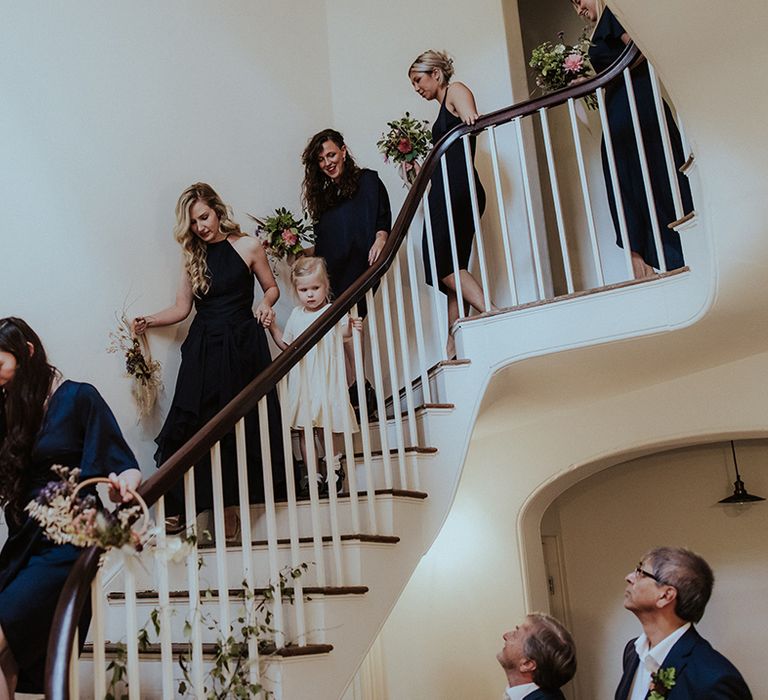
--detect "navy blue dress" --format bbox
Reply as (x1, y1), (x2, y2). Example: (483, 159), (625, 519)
(423, 92), (486, 289)
(0, 380), (138, 693)
(591, 8), (693, 270)
(155, 238), (285, 514)
(313, 169), (391, 317)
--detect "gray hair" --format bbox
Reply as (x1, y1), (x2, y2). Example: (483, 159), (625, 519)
(523, 613), (577, 691)
(645, 547), (714, 623)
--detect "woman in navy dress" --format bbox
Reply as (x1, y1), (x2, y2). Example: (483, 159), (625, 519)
(409, 50), (493, 357)
(571, 0), (694, 278)
(133, 183), (284, 539)
(301, 129), (390, 402)
(0, 317), (141, 696)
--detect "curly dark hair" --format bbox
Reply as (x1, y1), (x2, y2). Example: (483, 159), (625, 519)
(301, 129), (362, 222)
(0, 318), (57, 524)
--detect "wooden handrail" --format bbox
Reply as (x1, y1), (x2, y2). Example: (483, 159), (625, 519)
(44, 41), (641, 698)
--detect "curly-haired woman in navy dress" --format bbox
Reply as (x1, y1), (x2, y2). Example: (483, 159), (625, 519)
(409, 50), (495, 358)
(0, 317), (141, 697)
(571, 0), (694, 278)
(301, 130), (391, 408)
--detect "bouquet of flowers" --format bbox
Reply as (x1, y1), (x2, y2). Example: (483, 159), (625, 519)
(377, 112), (432, 187)
(26, 466), (149, 551)
(249, 208), (314, 272)
(107, 312), (163, 420)
(529, 30), (597, 109)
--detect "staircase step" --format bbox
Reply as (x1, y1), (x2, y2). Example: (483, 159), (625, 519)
(108, 586), (369, 602)
(82, 642), (333, 659)
(353, 445), (437, 460)
(199, 533), (400, 548)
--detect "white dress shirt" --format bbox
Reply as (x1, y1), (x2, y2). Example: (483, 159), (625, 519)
(628, 622), (691, 700)
(505, 682), (539, 700)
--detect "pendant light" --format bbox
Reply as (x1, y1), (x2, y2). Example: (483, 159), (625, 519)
(718, 441), (765, 505)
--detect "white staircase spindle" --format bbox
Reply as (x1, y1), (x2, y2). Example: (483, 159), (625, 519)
(319, 336), (345, 585)
(124, 564), (140, 700)
(183, 466), (205, 696)
(210, 441), (230, 635)
(90, 572), (106, 699)
(258, 397), (285, 646)
(69, 627), (79, 700)
(462, 134), (492, 311)
(488, 125), (518, 305)
(596, 87), (634, 279)
(514, 116), (547, 299)
(277, 378), (307, 646)
(624, 67), (667, 272)
(154, 496), (175, 700)
(567, 97), (605, 286)
(539, 107), (575, 293)
(648, 62), (685, 220)
(439, 154), (466, 318)
(404, 233), (432, 404)
(354, 296), (380, 532)
(422, 191), (449, 361)
(380, 274), (409, 489)
(337, 321), (361, 533)
(300, 358), (327, 588)
(393, 256), (420, 460)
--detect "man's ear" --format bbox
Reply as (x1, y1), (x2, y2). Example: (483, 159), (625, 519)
(26, 342), (35, 357)
(656, 584), (678, 610)
(520, 656), (537, 675)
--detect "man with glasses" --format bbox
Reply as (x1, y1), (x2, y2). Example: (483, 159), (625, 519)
(497, 612), (576, 699)
(615, 547), (752, 699)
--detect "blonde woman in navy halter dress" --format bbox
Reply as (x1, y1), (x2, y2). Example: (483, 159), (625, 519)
(133, 183), (285, 540)
(409, 50), (494, 358)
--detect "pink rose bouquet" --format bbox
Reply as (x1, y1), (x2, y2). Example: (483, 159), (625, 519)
(377, 112), (432, 187)
(249, 207), (314, 273)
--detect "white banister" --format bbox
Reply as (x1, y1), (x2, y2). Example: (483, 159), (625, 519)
(422, 193), (449, 360)
(539, 107), (575, 293)
(405, 233), (432, 403)
(183, 467), (205, 695)
(124, 564), (140, 700)
(90, 570), (106, 699)
(209, 442), (230, 634)
(153, 496), (174, 699)
(462, 134), (491, 311)
(337, 323), (361, 533)
(567, 98), (605, 286)
(648, 62), (685, 220)
(624, 67), (667, 272)
(596, 87), (635, 279)
(488, 125), (518, 305)
(514, 116), (547, 299)
(392, 256), (419, 456)
(439, 155), (465, 318)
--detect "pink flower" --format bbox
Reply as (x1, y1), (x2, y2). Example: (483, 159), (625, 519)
(281, 228), (297, 245)
(564, 53), (584, 73)
(397, 137), (413, 154)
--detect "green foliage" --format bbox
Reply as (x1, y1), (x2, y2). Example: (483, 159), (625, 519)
(649, 666), (676, 699)
(249, 208), (314, 270)
(377, 112), (432, 166)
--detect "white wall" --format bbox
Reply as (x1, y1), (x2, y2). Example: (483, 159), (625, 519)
(548, 440), (767, 699)
(0, 1), (333, 469)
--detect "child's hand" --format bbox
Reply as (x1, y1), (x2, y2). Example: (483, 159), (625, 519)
(350, 316), (363, 332)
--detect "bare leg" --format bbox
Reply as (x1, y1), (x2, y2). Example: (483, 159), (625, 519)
(223, 505), (240, 540)
(631, 252), (656, 279)
(0, 626), (18, 700)
(441, 269), (494, 315)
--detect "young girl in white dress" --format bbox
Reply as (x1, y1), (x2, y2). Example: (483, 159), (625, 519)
(268, 256), (361, 492)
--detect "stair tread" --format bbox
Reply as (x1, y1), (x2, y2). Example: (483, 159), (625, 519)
(108, 585), (369, 601)
(198, 533), (400, 549)
(353, 445), (437, 459)
(82, 642), (333, 658)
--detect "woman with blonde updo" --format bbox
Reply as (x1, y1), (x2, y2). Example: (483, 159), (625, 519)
(409, 50), (492, 357)
(133, 183), (284, 537)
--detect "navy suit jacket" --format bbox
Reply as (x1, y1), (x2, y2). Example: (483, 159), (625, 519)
(614, 627), (752, 699)
(523, 689), (565, 700)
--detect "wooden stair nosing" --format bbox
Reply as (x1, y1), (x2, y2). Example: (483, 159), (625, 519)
(108, 585), (369, 602)
(198, 533), (400, 549)
(82, 642), (333, 659)
(352, 445), (437, 460)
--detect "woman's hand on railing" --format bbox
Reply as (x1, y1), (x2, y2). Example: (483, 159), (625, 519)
(107, 468), (143, 503)
(567, 76), (591, 87)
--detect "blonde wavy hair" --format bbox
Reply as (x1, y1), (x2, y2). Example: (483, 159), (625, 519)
(290, 256), (332, 303)
(408, 49), (455, 85)
(173, 182), (242, 297)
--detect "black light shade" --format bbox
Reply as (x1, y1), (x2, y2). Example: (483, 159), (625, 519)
(718, 441), (766, 505)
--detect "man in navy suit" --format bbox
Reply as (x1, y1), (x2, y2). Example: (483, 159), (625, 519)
(615, 547), (752, 699)
(497, 612), (576, 699)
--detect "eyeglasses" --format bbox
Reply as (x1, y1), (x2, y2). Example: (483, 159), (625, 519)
(634, 563), (662, 583)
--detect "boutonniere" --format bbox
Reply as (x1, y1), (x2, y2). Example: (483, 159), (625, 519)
(648, 666), (676, 699)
